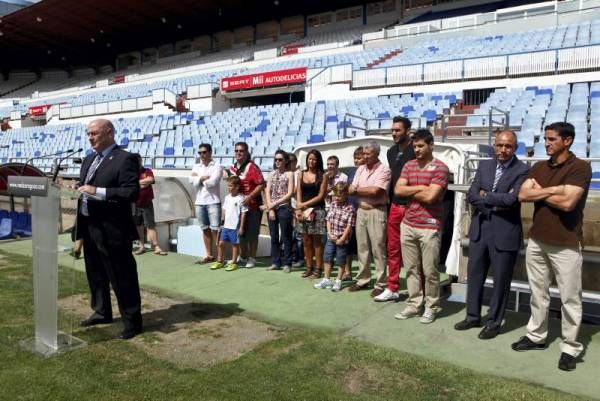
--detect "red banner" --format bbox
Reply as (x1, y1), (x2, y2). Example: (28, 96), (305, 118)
(282, 44), (304, 55)
(221, 67), (307, 92)
(113, 74), (125, 84)
(28, 105), (50, 116)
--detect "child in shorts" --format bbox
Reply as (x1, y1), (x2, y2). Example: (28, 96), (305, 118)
(314, 182), (355, 292)
(211, 176), (247, 272)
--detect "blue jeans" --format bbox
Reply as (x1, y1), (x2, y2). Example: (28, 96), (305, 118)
(324, 238), (348, 267)
(267, 206), (294, 267)
(196, 204), (221, 231)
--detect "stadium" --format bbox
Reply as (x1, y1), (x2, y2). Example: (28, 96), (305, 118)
(1, 0), (600, 399)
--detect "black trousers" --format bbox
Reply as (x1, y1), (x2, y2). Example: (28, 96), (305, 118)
(466, 219), (518, 329)
(81, 219), (142, 332)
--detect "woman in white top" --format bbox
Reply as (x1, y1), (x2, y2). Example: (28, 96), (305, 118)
(264, 150), (294, 272)
(189, 143), (223, 264)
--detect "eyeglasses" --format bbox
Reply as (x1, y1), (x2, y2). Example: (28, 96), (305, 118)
(275, 158), (285, 162)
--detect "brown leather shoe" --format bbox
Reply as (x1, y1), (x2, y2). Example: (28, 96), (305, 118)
(370, 288), (384, 298)
(348, 283), (367, 292)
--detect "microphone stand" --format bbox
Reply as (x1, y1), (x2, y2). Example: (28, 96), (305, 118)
(52, 148), (83, 183)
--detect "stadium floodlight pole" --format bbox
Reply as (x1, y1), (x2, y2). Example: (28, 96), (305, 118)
(52, 148), (84, 183)
(20, 148), (81, 176)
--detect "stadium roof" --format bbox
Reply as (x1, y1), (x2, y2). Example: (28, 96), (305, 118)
(0, 0), (366, 72)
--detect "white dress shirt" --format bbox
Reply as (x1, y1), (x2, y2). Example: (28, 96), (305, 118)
(189, 160), (223, 205)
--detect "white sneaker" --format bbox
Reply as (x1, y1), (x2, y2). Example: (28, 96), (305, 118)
(373, 288), (400, 302)
(331, 279), (342, 292)
(245, 257), (256, 269)
(314, 278), (333, 289)
(238, 257), (247, 265)
(292, 260), (304, 268)
(419, 307), (436, 324)
(394, 307), (421, 320)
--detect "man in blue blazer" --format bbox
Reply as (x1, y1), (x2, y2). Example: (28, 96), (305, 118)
(455, 130), (529, 339)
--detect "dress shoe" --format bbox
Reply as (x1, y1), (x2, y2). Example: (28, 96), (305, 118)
(120, 327), (142, 340)
(348, 283), (368, 292)
(511, 336), (546, 352)
(454, 319), (481, 331)
(80, 316), (113, 327)
(370, 288), (384, 298)
(558, 352), (577, 371)
(478, 325), (500, 340)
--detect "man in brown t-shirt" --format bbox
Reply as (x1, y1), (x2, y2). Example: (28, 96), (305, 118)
(512, 122), (591, 372)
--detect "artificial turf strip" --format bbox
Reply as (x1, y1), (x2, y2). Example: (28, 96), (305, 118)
(0, 251), (592, 401)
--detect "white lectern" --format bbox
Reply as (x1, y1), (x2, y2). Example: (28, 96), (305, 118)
(7, 176), (86, 357)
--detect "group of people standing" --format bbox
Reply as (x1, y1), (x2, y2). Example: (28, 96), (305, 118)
(74, 117), (592, 373)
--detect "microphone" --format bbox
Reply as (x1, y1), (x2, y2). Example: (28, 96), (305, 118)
(52, 148), (84, 182)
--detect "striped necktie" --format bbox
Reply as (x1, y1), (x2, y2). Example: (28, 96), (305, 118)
(81, 153), (103, 216)
(492, 162), (505, 192)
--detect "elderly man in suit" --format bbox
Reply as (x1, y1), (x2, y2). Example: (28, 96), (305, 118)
(76, 118), (143, 340)
(455, 129), (529, 339)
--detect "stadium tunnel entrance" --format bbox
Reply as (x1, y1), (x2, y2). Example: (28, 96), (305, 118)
(221, 84), (305, 108)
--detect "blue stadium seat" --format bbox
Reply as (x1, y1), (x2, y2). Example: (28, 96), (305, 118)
(0, 218), (13, 240)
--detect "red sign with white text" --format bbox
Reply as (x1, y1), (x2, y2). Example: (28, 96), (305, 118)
(221, 67), (307, 92)
(28, 105), (50, 116)
(282, 44), (304, 55)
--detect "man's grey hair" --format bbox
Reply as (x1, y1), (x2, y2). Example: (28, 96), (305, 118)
(496, 129), (517, 144)
(90, 118), (115, 136)
(363, 140), (381, 155)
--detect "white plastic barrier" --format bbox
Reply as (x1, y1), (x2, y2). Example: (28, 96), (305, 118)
(164, 90), (176, 107)
(108, 101), (122, 114)
(352, 68), (386, 88)
(59, 107), (71, 120)
(82, 104), (95, 116)
(386, 64), (423, 85)
(463, 56), (507, 79)
(187, 83), (212, 99)
(152, 89), (165, 103)
(122, 98), (137, 112)
(137, 96), (153, 110)
(362, 30), (385, 42)
(330, 64), (352, 82)
(423, 60), (462, 82)
(95, 102), (108, 115)
(71, 106), (83, 118)
(254, 48), (278, 60)
(508, 51), (555, 75)
(557, 45), (600, 71)
(96, 79), (109, 87)
(10, 111), (21, 121)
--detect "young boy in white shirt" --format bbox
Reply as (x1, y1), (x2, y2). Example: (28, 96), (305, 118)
(211, 176), (247, 272)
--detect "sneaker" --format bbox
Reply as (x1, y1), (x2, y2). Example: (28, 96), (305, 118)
(282, 265), (291, 273)
(394, 306), (421, 320)
(238, 257), (247, 265)
(267, 264), (280, 271)
(331, 279), (342, 292)
(210, 261), (225, 270)
(419, 308), (436, 324)
(373, 288), (400, 302)
(245, 257), (256, 269)
(292, 260), (304, 268)
(225, 263), (238, 272)
(314, 278), (333, 289)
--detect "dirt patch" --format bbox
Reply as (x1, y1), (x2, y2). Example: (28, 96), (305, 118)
(59, 290), (279, 369)
(343, 364), (423, 394)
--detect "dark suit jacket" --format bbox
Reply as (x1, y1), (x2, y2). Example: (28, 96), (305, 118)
(76, 146), (139, 245)
(467, 157), (529, 251)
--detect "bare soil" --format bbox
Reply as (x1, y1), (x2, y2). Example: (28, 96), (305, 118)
(59, 290), (280, 369)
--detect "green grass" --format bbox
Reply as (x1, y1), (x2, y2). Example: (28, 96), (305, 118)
(0, 251), (592, 401)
